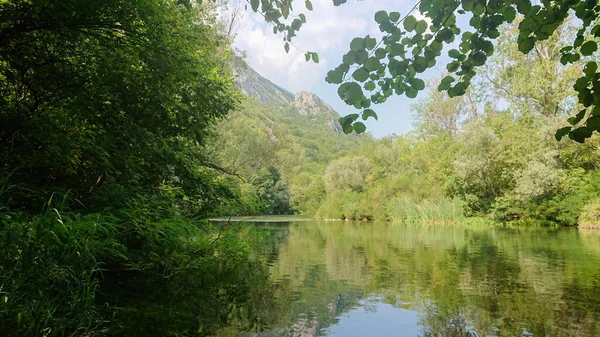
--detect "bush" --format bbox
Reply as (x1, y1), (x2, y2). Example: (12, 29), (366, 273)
(0, 191), (272, 337)
(578, 199), (600, 228)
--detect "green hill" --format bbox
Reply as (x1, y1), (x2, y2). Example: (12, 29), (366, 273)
(208, 57), (371, 215)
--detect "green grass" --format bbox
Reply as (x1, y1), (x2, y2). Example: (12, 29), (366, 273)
(388, 197), (467, 224)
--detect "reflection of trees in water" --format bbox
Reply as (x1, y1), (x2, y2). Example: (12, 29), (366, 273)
(245, 221), (600, 337)
(419, 306), (478, 337)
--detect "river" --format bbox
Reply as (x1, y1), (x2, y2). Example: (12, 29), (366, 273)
(213, 218), (600, 337)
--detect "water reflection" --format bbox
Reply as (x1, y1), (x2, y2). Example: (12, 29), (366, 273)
(225, 220), (600, 337)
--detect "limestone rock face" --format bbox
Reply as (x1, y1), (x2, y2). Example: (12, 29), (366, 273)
(231, 56), (345, 134)
(294, 91), (336, 117)
(293, 91), (343, 133)
(231, 57), (293, 107)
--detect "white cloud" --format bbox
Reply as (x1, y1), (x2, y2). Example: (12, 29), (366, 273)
(228, 0), (429, 137)
(230, 0), (396, 92)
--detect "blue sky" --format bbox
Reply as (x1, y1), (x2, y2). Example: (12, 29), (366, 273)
(231, 0), (453, 138)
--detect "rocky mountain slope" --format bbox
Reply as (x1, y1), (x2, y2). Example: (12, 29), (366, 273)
(231, 57), (343, 133)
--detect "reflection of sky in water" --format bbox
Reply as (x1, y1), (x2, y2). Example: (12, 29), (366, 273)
(323, 298), (422, 337)
(232, 220), (600, 337)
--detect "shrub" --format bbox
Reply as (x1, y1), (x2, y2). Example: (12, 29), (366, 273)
(578, 199), (600, 228)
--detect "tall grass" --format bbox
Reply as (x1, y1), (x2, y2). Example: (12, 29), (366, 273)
(0, 186), (274, 336)
(0, 195), (122, 336)
(388, 197), (467, 224)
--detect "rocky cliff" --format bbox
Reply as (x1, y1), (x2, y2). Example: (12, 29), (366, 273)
(231, 56), (343, 133)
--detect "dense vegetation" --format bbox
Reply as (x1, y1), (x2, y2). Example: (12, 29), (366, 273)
(1, 0), (600, 336)
(313, 22), (600, 225)
(215, 22), (600, 227)
(0, 1), (272, 336)
(248, 0), (600, 142)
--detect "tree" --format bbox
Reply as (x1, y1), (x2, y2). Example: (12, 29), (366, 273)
(0, 0), (238, 210)
(246, 0), (600, 142)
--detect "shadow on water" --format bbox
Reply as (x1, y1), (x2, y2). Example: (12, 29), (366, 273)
(103, 218), (600, 336)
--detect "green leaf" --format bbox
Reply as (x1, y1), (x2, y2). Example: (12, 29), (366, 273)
(365, 36), (377, 50)
(415, 20), (428, 34)
(352, 68), (370, 82)
(438, 75), (455, 90)
(350, 38), (366, 51)
(299, 14), (306, 23)
(284, 42), (290, 53)
(413, 57), (428, 73)
(389, 11), (401, 22)
(354, 50), (368, 64)
(503, 6), (517, 22)
(375, 48), (387, 59)
(362, 109), (378, 120)
(447, 60), (460, 72)
(282, 5), (289, 19)
(448, 49), (461, 58)
(338, 82), (363, 105)
(587, 116), (600, 131)
(569, 127), (593, 143)
(339, 116), (355, 134)
(581, 41), (598, 56)
(518, 37), (535, 54)
(305, 0), (313, 10)
(353, 121), (367, 134)
(574, 77), (589, 91)
(462, 0), (474, 11)
(312, 53), (319, 63)
(471, 51), (486, 66)
(404, 15), (417, 31)
(305, 53), (311, 62)
(555, 126), (572, 141)
(364, 81), (376, 91)
(568, 109), (587, 125)
(338, 82), (364, 105)
(406, 86), (418, 98)
(343, 51), (355, 65)
(410, 78), (425, 90)
(251, 0), (259, 12)
(459, 41), (470, 53)
(584, 62), (598, 76)
(364, 58), (381, 71)
(291, 19), (302, 30)
(375, 11), (389, 24)
(325, 64), (348, 84)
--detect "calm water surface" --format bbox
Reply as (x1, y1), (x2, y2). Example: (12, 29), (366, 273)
(225, 219), (600, 337)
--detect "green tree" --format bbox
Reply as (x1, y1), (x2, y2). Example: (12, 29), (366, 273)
(247, 0), (600, 141)
(0, 0), (238, 211)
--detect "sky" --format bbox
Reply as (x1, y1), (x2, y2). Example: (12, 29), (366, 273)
(229, 0), (447, 138)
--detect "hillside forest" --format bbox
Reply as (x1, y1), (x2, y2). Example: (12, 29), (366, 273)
(1, 0), (600, 336)
(216, 23), (600, 228)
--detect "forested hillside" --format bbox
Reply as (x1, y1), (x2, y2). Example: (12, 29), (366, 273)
(208, 57), (370, 216)
(215, 24), (600, 227)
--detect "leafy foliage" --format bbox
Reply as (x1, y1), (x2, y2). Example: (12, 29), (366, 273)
(0, 0), (238, 210)
(249, 0), (600, 140)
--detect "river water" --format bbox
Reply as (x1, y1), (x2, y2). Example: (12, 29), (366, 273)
(220, 219), (600, 337)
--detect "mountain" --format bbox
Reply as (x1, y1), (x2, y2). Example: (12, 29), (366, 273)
(210, 56), (371, 215)
(231, 57), (344, 133)
(231, 57), (294, 107)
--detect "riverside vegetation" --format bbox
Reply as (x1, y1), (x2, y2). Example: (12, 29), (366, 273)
(1, 0), (600, 336)
(216, 22), (600, 227)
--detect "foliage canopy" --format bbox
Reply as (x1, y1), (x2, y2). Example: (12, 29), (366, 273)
(246, 0), (600, 141)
